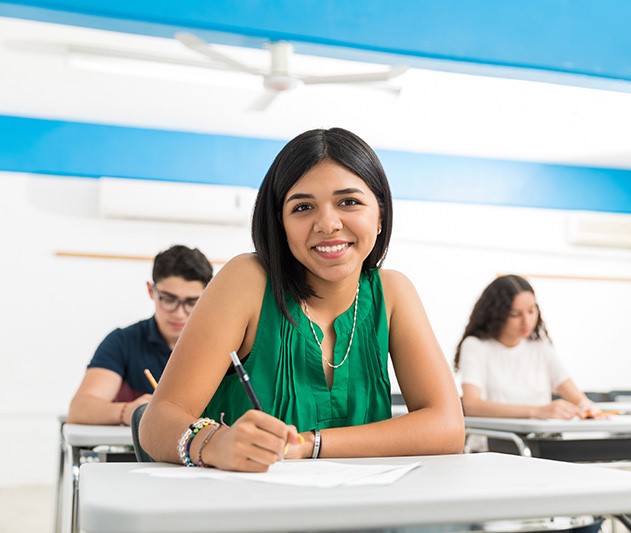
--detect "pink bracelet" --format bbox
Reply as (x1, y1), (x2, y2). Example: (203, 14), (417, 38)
(196, 413), (230, 467)
(196, 423), (222, 467)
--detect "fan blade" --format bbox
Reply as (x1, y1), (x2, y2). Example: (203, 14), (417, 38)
(5, 39), (69, 55)
(300, 65), (408, 85)
(174, 32), (262, 75)
(247, 90), (280, 112)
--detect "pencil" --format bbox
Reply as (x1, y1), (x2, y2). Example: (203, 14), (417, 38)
(585, 409), (620, 418)
(229, 351), (263, 410)
(143, 368), (158, 390)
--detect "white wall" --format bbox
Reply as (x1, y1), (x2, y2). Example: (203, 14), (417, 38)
(0, 172), (253, 485)
(386, 200), (631, 393)
(1, 171), (630, 485)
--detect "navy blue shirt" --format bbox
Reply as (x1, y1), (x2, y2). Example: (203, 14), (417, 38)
(88, 317), (171, 401)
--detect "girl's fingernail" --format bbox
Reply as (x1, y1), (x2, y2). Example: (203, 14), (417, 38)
(298, 434), (305, 444)
(284, 444), (289, 454)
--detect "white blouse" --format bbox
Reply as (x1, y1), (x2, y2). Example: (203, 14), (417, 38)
(459, 336), (570, 405)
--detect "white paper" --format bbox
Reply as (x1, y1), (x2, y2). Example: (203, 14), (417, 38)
(133, 460), (421, 488)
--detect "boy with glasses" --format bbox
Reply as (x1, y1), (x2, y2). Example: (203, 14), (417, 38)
(67, 245), (213, 425)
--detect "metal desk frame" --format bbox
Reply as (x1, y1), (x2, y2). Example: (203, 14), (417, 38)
(54, 422), (134, 533)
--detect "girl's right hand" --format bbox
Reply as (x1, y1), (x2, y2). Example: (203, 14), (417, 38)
(533, 399), (584, 420)
(203, 409), (300, 472)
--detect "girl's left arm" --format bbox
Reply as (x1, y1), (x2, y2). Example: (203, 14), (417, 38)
(311, 270), (465, 458)
(555, 379), (598, 415)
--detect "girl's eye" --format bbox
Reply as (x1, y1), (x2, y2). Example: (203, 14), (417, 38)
(292, 203), (312, 213)
(340, 198), (360, 207)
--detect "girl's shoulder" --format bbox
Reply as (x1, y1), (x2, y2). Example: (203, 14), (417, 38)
(378, 268), (415, 296)
(461, 336), (487, 350)
(208, 253), (267, 302)
(377, 269), (421, 322)
(217, 253), (266, 280)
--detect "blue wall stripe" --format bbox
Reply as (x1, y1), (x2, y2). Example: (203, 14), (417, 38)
(2, 115), (631, 213)
(3, 1), (631, 84)
(378, 151), (631, 213)
(0, 115), (283, 187)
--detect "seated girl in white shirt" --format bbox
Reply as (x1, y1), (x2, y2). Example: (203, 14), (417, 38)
(454, 274), (600, 419)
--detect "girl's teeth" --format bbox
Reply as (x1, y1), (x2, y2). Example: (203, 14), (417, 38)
(316, 243), (348, 253)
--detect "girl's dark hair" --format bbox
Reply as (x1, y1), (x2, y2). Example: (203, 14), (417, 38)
(251, 127), (393, 321)
(454, 275), (550, 370)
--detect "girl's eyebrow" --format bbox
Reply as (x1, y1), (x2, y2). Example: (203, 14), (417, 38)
(334, 187), (365, 195)
(285, 188), (365, 204)
(285, 192), (314, 204)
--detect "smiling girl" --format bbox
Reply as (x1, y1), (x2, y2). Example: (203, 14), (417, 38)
(140, 128), (464, 471)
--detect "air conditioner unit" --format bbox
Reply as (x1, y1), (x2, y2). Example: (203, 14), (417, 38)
(98, 177), (258, 226)
(566, 212), (631, 249)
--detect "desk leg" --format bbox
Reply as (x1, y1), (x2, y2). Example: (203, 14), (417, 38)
(70, 446), (81, 533)
(53, 422), (66, 533)
(465, 428), (533, 457)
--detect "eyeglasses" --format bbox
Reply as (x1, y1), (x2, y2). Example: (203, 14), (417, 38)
(152, 285), (200, 315)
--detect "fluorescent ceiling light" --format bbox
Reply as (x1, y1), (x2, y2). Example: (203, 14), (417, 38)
(66, 47), (261, 89)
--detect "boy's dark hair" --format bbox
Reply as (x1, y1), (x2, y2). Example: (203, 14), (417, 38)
(251, 127), (393, 321)
(454, 275), (550, 370)
(152, 245), (213, 286)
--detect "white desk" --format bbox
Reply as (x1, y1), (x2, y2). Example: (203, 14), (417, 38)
(598, 402), (631, 414)
(465, 415), (631, 434)
(79, 453), (631, 533)
(465, 415), (631, 462)
(62, 424), (133, 533)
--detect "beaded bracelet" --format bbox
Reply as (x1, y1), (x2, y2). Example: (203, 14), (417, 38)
(177, 418), (213, 467)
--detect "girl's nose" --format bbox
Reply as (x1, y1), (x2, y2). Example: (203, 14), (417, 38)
(314, 206), (343, 234)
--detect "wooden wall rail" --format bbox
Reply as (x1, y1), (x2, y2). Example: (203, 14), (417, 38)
(54, 254), (627, 282)
(55, 250), (227, 266)
(504, 273), (631, 283)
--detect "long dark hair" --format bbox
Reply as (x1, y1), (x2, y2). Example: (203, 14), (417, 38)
(251, 127), (393, 321)
(454, 275), (550, 370)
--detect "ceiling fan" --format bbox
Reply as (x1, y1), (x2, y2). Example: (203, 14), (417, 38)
(175, 32), (408, 111)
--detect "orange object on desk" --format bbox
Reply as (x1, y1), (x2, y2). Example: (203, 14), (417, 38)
(585, 409), (620, 419)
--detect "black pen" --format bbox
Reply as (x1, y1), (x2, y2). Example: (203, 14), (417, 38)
(229, 351), (263, 410)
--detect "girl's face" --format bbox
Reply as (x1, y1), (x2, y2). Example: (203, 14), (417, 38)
(498, 290), (539, 347)
(281, 159), (381, 285)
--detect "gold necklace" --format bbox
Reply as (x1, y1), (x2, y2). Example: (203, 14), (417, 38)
(303, 283), (360, 369)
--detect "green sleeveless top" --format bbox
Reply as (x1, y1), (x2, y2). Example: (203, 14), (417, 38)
(202, 269), (392, 432)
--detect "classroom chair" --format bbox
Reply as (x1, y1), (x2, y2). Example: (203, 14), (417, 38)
(609, 390), (631, 402)
(131, 403), (154, 462)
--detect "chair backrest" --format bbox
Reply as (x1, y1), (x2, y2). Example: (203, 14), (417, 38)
(584, 391), (612, 403)
(131, 403), (154, 462)
(609, 390), (631, 402)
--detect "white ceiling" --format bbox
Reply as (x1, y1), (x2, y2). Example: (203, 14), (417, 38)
(2, 16), (631, 169)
